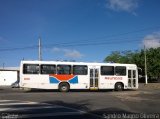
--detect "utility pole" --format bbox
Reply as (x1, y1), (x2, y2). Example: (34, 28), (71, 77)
(2, 63), (5, 69)
(144, 45), (148, 84)
(38, 37), (42, 61)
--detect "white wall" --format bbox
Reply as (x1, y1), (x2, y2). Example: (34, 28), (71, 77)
(0, 71), (18, 86)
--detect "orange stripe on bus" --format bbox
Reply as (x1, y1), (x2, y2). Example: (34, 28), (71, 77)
(49, 74), (75, 81)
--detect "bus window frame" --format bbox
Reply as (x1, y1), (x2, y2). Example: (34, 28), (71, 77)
(23, 64), (40, 74)
(40, 64), (56, 74)
(73, 65), (88, 75)
(115, 66), (126, 76)
(57, 65), (72, 75)
(101, 66), (114, 76)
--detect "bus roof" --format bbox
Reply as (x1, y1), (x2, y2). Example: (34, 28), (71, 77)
(20, 60), (137, 67)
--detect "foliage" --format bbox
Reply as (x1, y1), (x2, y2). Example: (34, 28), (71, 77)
(104, 48), (160, 80)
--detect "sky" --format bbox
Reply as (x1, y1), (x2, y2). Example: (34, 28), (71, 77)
(0, 0), (160, 67)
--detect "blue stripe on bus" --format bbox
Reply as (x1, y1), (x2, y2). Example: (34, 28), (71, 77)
(49, 76), (78, 84)
(68, 76), (78, 84)
(49, 77), (60, 83)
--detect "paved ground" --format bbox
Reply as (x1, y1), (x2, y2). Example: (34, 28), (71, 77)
(0, 84), (160, 119)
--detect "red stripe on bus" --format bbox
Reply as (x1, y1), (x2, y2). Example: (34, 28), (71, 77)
(49, 74), (75, 81)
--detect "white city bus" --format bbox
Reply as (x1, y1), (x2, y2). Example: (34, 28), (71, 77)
(20, 60), (138, 92)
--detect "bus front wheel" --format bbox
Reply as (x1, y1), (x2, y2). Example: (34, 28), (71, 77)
(59, 83), (70, 92)
(115, 82), (124, 91)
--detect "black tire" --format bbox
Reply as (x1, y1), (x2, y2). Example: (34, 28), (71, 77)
(115, 82), (123, 91)
(59, 83), (70, 92)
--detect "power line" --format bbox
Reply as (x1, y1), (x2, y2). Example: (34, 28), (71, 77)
(48, 40), (140, 48)
(53, 25), (160, 44)
(0, 45), (38, 51)
(0, 38), (141, 52)
(34, 35), (144, 50)
(42, 25), (160, 48)
(43, 25), (160, 47)
(0, 25), (160, 52)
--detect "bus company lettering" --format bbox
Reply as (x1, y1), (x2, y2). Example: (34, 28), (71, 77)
(105, 77), (123, 80)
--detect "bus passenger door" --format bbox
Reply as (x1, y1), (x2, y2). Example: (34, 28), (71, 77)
(90, 68), (99, 90)
(128, 70), (136, 88)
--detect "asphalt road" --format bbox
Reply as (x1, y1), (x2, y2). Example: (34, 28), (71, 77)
(0, 86), (160, 119)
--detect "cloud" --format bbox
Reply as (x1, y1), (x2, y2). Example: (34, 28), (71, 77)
(106, 0), (138, 14)
(51, 47), (83, 59)
(64, 49), (83, 58)
(52, 47), (61, 52)
(142, 32), (160, 49)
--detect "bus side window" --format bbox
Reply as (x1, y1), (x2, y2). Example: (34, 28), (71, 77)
(115, 66), (126, 76)
(73, 65), (88, 75)
(57, 65), (71, 75)
(41, 65), (56, 74)
(101, 66), (114, 75)
(23, 64), (39, 74)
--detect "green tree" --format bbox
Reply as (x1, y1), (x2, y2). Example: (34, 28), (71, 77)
(104, 48), (160, 81)
(104, 50), (136, 64)
(146, 48), (160, 79)
(104, 51), (122, 63)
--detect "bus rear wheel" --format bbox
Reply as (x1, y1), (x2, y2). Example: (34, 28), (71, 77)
(115, 82), (123, 91)
(59, 83), (70, 92)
